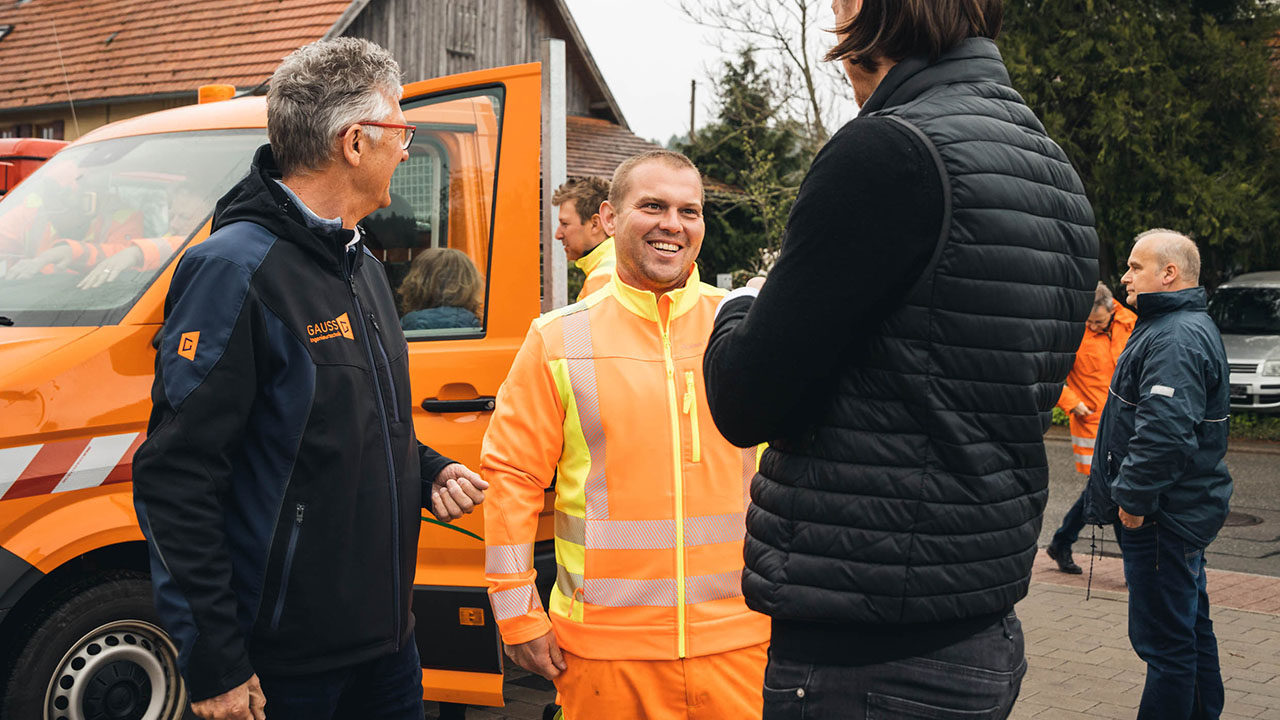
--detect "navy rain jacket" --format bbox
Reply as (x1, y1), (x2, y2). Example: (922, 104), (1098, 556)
(1085, 287), (1233, 548)
(132, 145), (454, 701)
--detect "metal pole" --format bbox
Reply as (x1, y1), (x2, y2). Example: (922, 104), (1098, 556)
(689, 80), (696, 144)
(541, 38), (568, 312)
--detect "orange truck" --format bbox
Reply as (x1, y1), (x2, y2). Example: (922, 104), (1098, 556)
(0, 138), (66, 196)
(0, 63), (560, 719)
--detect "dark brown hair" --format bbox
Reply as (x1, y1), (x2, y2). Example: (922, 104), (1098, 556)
(826, 0), (1004, 70)
(608, 150), (702, 209)
(397, 248), (483, 316)
(552, 176), (611, 225)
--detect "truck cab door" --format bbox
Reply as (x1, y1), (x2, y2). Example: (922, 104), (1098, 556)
(369, 64), (543, 706)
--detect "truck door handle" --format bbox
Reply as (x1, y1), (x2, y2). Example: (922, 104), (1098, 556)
(422, 397), (496, 413)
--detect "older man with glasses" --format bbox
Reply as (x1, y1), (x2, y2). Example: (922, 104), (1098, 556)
(132, 38), (485, 720)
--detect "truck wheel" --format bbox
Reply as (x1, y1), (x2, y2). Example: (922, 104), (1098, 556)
(2, 573), (191, 720)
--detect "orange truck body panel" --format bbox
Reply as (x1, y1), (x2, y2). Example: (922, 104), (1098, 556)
(0, 63), (548, 709)
(0, 137), (66, 195)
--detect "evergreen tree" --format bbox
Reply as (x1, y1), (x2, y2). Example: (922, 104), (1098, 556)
(1001, 0), (1280, 287)
(681, 49), (810, 278)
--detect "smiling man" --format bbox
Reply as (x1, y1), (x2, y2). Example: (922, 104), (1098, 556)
(482, 150), (769, 720)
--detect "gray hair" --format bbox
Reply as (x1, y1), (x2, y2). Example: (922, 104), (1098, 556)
(1093, 281), (1115, 311)
(1134, 228), (1201, 286)
(267, 38), (402, 176)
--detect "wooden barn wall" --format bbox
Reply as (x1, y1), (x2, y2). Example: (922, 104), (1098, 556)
(344, 0), (606, 119)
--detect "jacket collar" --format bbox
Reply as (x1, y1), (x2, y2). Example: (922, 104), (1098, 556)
(1135, 287), (1208, 318)
(575, 236), (615, 275)
(609, 264), (703, 324)
(213, 144), (359, 274)
(860, 38), (1011, 115)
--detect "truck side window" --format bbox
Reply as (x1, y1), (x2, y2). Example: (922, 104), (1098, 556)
(366, 88), (502, 340)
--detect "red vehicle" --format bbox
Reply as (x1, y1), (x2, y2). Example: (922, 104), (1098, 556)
(0, 138), (67, 196)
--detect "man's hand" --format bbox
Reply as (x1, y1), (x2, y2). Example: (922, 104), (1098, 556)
(1119, 508), (1144, 529)
(191, 674), (266, 720)
(505, 631), (567, 680)
(746, 276), (766, 290)
(1071, 402), (1093, 418)
(79, 246), (143, 289)
(5, 244), (73, 280)
(430, 463), (489, 522)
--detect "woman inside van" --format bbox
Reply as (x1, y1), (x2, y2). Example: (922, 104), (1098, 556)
(398, 247), (483, 331)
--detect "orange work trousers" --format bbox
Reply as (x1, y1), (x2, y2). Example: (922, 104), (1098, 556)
(554, 642), (768, 720)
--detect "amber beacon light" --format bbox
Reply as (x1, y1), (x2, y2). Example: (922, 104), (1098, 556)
(198, 84), (237, 104)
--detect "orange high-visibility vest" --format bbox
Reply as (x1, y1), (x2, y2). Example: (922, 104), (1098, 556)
(1057, 303), (1137, 474)
(482, 267), (769, 661)
(574, 236), (615, 302)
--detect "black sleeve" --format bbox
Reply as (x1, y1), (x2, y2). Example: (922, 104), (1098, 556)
(418, 441), (456, 502)
(704, 117), (944, 447)
(131, 254), (261, 701)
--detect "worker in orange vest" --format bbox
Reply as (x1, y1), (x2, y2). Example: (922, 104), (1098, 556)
(552, 176), (615, 301)
(483, 150), (768, 720)
(1046, 282), (1137, 573)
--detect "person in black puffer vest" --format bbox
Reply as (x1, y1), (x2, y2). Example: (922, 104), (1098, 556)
(703, 1), (1098, 716)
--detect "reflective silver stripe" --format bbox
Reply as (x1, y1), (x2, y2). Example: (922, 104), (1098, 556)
(1205, 416), (1229, 423)
(486, 543), (534, 575)
(684, 512), (746, 546)
(742, 448), (755, 507)
(1073, 452), (1093, 465)
(558, 510), (744, 550)
(490, 585), (537, 621)
(1109, 388), (1137, 407)
(685, 570), (744, 605)
(146, 236), (171, 255)
(587, 517), (674, 550)
(562, 311), (609, 520)
(1071, 436), (1096, 449)
(555, 510), (586, 545)
(585, 577), (677, 608)
(556, 563), (584, 598)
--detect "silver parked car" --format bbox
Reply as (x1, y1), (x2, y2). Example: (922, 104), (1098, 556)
(1207, 271), (1280, 412)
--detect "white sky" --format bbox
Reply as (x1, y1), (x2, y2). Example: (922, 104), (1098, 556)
(562, 0), (847, 143)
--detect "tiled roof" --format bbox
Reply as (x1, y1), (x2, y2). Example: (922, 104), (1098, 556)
(566, 115), (735, 194)
(0, 0), (350, 110)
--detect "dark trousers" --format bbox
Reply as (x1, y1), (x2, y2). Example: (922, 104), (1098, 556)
(761, 612), (1025, 719)
(256, 638), (424, 720)
(1050, 483), (1089, 549)
(1119, 521), (1224, 720)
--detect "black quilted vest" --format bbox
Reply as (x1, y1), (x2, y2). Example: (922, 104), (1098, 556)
(743, 39), (1099, 625)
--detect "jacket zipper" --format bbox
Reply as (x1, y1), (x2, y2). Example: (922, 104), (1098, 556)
(345, 248), (402, 646)
(271, 503), (306, 630)
(369, 313), (402, 423)
(661, 325), (687, 658)
(682, 371), (701, 463)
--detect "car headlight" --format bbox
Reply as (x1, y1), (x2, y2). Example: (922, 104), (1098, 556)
(1263, 360), (1280, 377)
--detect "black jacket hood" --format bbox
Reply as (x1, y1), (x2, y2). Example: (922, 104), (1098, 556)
(213, 144), (356, 274)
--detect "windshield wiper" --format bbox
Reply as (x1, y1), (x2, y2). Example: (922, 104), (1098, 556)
(0, 316), (12, 326)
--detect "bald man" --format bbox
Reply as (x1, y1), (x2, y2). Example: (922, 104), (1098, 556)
(1085, 229), (1232, 719)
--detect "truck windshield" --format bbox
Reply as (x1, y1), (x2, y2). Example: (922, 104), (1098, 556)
(1208, 287), (1280, 335)
(0, 130), (264, 326)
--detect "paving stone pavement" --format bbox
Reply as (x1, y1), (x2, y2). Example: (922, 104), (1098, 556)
(429, 553), (1280, 719)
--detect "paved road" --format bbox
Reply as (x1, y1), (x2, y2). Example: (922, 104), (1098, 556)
(1041, 428), (1280, 577)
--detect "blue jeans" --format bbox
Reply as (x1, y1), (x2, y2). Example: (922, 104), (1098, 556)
(255, 638), (424, 720)
(1118, 521), (1223, 720)
(761, 613), (1025, 719)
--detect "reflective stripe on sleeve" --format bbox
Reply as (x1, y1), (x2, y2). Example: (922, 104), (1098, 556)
(486, 543), (534, 575)
(490, 585), (539, 621)
(1071, 436), (1096, 449)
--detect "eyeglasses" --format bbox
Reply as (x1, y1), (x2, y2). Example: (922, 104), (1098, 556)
(350, 121), (416, 150)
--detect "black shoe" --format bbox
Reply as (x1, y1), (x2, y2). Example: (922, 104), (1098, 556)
(1047, 544), (1082, 574)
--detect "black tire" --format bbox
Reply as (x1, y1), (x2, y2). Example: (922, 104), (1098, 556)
(1, 572), (193, 720)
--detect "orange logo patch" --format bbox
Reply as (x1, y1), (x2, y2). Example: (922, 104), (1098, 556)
(178, 331), (200, 361)
(307, 312), (356, 344)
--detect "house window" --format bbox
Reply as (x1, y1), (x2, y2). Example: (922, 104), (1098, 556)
(446, 0), (478, 57)
(39, 121), (64, 140)
(0, 127), (16, 139)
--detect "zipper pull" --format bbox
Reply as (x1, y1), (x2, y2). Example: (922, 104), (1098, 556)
(368, 313), (380, 333)
(295, 504), (305, 525)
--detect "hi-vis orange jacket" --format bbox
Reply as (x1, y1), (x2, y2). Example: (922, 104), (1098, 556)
(574, 236), (615, 301)
(1057, 303), (1137, 473)
(482, 267), (770, 661)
